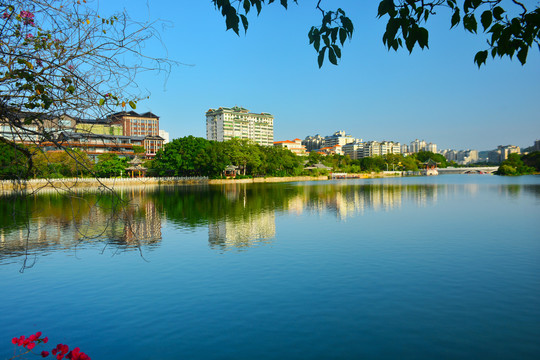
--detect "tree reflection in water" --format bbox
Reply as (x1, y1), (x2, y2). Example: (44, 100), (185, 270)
(2, 181), (534, 266)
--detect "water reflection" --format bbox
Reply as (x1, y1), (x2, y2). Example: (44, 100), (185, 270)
(1, 181), (538, 262)
(0, 189), (162, 265)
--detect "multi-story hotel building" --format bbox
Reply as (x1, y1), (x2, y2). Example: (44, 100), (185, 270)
(1, 111), (165, 160)
(109, 111), (164, 157)
(206, 106), (274, 146)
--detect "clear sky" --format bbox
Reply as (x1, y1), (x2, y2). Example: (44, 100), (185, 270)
(98, 0), (540, 151)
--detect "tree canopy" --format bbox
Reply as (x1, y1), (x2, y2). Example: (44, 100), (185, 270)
(1, 0), (172, 176)
(212, 0), (540, 67)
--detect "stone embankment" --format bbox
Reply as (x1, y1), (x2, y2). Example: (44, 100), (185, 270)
(0, 177), (208, 195)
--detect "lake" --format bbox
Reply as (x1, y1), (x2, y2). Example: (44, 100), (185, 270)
(1, 175), (539, 359)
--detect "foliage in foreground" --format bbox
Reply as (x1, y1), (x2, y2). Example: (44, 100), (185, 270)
(10, 331), (90, 360)
(212, 0), (540, 67)
(1, 0), (172, 179)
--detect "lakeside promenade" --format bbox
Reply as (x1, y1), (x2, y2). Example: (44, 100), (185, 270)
(0, 173), (406, 195)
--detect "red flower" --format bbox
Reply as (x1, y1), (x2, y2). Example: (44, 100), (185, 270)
(27, 342), (36, 350)
(36, 331), (42, 338)
(43, 336), (49, 343)
(29, 334), (37, 341)
(11, 337), (18, 344)
(41, 351), (50, 357)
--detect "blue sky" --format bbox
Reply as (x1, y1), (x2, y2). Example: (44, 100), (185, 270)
(98, 0), (539, 151)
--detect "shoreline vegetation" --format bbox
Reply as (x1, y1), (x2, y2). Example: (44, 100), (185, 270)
(3, 135), (538, 184)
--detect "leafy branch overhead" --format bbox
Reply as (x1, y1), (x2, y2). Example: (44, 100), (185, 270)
(213, 0), (540, 67)
(211, 0), (354, 68)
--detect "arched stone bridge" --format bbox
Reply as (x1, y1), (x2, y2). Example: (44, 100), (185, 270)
(437, 167), (499, 174)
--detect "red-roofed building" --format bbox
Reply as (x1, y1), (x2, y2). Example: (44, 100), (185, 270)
(318, 144), (343, 155)
(273, 138), (307, 156)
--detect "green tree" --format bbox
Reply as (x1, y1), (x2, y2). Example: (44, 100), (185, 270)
(261, 146), (303, 176)
(360, 156), (386, 172)
(522, 151), (540, 172)
(0, 141), (29, 179)
(307, 151), (323, 166)
(212, 0), (539, 67)
(224, 138), (260, 176)
(132, 146), (146, 156)
(414, 151), (448, 168)
(205, 141), (231, 178)
(36, 149), (94, 178)
(1, 0), (173, 177)
(153, 136), (211, 177)
(401, 155), (419, 171)
(94, 154), (128, 178)
(497, 153), (535, 175)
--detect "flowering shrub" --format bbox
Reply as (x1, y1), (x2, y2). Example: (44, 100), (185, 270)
(19, 10), (35, 25)
(11, 332), (90, 360)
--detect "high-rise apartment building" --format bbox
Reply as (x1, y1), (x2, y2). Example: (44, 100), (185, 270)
(206, 106), (274, 146)
(324, 130), (358, 148)
(302, 134), (325, 152)
(342, 142), (364, 160)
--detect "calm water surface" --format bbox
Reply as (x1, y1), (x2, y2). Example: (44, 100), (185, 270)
(1, 175), (539, 359)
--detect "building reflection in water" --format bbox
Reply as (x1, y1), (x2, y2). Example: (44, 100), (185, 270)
(3, 181), (513, 260)
(208, 210), (276, 251)
(0, 188), (162, 264)
(284, 184), (438, 220)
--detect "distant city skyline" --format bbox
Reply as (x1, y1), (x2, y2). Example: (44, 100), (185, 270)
(98, 1), (540, 151)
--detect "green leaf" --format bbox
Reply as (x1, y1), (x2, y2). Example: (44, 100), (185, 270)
(331, 28), (338, 44)
(323, 34), (330, 47)
(339, 28), (347, 45)
(240, 14), (248, 32)
(255, 1), (262, 15)
(474, 50), (488, 67)
(243, 1), (250, 13)
(463, 14), (477, 33)
(129, 101), (137, 109)
(341, 16), (354, 35)
(225, 7), (240, 35)
(328, 47), (337, 65)
(405, 33), (415, 52)
(463, 0), (472, 13)
(493, 6), (505, 21)
(314, 35), (321, 51)
(317, 47), (326, 68)
(417, 27), (429, 49)
(517, 47), (528, 65)
(377, 0), (395, 18)
(480, 10), (492, 31)
(99, 98), (105, 106)
(67, 85), (75, 94)
(332, 44), (342, 59)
